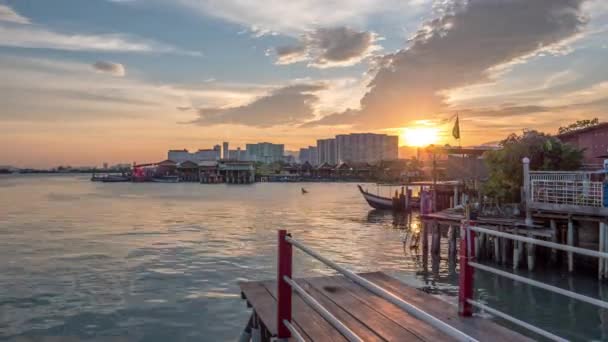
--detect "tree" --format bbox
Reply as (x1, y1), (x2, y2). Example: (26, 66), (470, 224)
(483, 130), (584, 204)
(558, 118), (599, 134)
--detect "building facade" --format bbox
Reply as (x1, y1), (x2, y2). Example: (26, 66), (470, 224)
(228, 147), (247, 161)
(317, 138), (338, 165)
(222, 142), (229, 159)
(168, 145), (221, 163)
(299, 146), (318, 165)
(558, 122), (608, 169)
(335, 133), (398, 164)
(245, 142), (284, 163)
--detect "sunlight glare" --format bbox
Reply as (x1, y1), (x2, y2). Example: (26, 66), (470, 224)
(401, 126), (440, 147)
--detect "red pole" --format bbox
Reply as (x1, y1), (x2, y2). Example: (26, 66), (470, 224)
(458, 221), (475, 316)
(277, 230), (292, 339)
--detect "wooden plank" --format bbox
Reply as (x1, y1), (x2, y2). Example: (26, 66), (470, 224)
(303, 276), (438, 342)
(296, 279), (387, 341)
(361, 272), (532, 341)
(262, 280), (348, 342)
(239, 281), (278, 334)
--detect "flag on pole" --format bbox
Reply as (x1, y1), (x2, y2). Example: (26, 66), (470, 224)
(452, 115), (460, 140)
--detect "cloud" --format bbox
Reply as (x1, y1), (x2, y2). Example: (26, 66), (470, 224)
(0, 4), (30, 24)
(308, 0), (588, 128)
(274, 27), (380, 67)
(92, 61), (126, 77)
(189, 83), (327, 127)
(0, 4), (200, 55)
(173, 0), (430, 35)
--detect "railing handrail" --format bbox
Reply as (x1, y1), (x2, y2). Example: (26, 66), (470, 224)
(284, 234), (478, 342)
(469, 225), (608, 260)
(462, 222), (608, 341)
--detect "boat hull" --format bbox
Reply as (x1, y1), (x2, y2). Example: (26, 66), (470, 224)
(357, 185), (396, 210)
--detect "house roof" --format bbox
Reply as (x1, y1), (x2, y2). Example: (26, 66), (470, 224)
(557, 122), (608, 139)
(178, 160), (199, 168)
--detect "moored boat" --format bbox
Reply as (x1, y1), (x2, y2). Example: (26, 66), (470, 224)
(357, 185), (395, 210)
(151, 175), (179, 183)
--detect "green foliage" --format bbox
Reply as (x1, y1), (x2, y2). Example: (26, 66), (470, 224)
(558, 118), (599, 134)
(483, 130), (584, 203)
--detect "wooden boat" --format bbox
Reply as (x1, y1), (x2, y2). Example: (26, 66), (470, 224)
(91, 174), (131, 182)
(357, 185), (394, 210)
(151, 175), (179, 183)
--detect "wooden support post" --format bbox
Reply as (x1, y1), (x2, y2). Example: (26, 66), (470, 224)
(448, 225), (457, 273)
(475, 233), (481, 261)
(568, 218), (574, 273)
(277, 230), (292, 340)
(500, 227), (507, 265)
(526, 232), (536, 271)
(601, 221), (608, 280)
(459, 222), (475, 316)
(513, 229), (520, 270)
(494, 235), (500, 264)
(431, 222), (441, 258)
(550, 219), (558, 264)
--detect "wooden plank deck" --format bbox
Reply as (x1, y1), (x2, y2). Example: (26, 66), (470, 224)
(239, 272), (531, 341)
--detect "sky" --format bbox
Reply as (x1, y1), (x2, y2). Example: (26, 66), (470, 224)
(0, 0), (607, 168)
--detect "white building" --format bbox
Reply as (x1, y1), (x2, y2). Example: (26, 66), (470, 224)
(335, 133), (398, 164)
(168, 145), (221, 163)
(317, 138), (337, 165)
(246, 142), (284, 163)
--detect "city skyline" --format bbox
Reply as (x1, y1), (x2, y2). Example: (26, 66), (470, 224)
(1, 0), (608, 168)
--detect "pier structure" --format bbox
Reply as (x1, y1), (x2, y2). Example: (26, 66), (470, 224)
(219, 161), (255, 184)
(421, 157), (607, 278)
(239, 230), (529, 341)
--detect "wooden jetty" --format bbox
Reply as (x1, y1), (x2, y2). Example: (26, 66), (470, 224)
(237, 230), (533, 341)
(239, 272), (530, 341)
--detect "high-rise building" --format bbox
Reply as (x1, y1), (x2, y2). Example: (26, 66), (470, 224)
(228, 147), (246, 161)
(245, 142), (284, 163)
(335, 133), (398, 164)
(168, 146), (221, 163)
(317, 138), (337, 165)
(299, 146), (318, 165)
(222, 142), (229, 159)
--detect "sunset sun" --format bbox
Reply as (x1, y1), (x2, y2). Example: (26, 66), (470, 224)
(401, 126), (440, 147)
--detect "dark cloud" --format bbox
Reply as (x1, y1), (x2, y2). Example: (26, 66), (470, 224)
(275, 26), (378, 67)
(462, 105), (551, 118)
(308, 0), (587, 127)
(189, 83), (326, 127)
(92, 61), (126, 76)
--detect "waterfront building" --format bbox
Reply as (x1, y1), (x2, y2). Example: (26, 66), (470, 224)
(219, 161), (255, 183)
(246, 142), (284, 163)
(222, 142), (229, 160)
(317, 138), (338, 165)
(168, 149), (191, 163)
(557, 122), (608, 169)
(199, 161), (222, 183)
(177, 161), (199, 182)
(336, 133), (398, 164)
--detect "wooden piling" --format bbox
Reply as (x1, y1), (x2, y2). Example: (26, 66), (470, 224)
(526, 232), (535, 271)
(550, 219), (558, 264)
(567, 218), (574, 273)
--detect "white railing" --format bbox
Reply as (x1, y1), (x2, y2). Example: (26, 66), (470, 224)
(529, 171), (604, 207)
(462, 223), (608, 341)
(277, 230), (478, 342)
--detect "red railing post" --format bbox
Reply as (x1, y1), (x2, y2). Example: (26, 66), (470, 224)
(277, 230), (292, 339)
(458, 221), (475, 316)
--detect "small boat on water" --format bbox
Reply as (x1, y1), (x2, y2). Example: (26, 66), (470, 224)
(91, 174), (131, 182)
(151, 175), (179, 183)
(357, 185), (395, 210)
(301, 187), (308, 194)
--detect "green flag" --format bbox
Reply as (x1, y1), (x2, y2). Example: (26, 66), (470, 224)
(452, 115), (460, 140)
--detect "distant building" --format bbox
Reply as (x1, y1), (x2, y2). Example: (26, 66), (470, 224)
(228, 147), (247, 161)
(168, 149), (192, 163)
(299, 146), (318, 165)
(317, 138), (337, 165)
(335, 133), (398, 164)
(168, 146), (221, 163)
(222, 142), (229, 159)
(246, 142), (284, 163)
(557, 122), (608, 169)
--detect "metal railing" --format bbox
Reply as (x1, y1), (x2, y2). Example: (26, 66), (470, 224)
(460, 222), (608, 341)
(276, 230), (478, 342)
(529, 171), (604, 208)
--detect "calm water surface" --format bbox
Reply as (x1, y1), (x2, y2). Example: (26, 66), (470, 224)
(1, 175), (606, 341)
